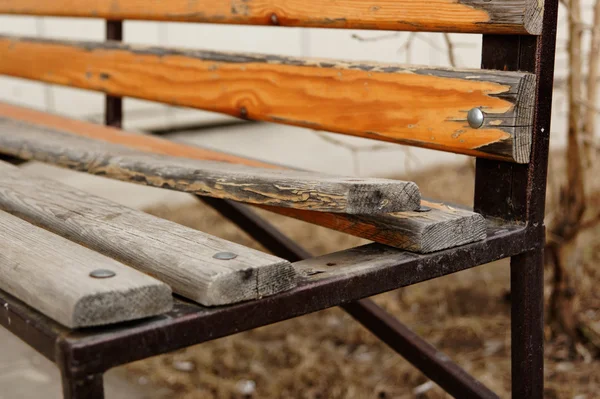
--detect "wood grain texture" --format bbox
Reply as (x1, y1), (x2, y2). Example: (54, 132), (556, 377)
(0, 0), (544, 35)
(0, 103), (487, 252)
(0, 161), (297, 306)
(262, 200), (486, 253)
(0, 36), (536, 163)
(0, 118), (420, 214)
(0, 210), (172, 328)
(0, 103), (275, 168)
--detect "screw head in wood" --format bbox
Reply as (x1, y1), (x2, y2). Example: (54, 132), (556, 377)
(467, 108), (484, 129)
(270, 13), (279, 25)
(213, 252), (238, 260)
(89, 269), (116, 279)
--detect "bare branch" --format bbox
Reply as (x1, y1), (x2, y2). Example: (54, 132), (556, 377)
(443, 34), (457, 67)
(351, 32), (401, 42)
(583, 0), (600, 163)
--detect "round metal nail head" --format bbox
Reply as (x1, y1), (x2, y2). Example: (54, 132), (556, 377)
(415, 206), (432, 213)
(89, 269), (116, 279)
(213, 252), (238, 260)
(467, 108), (484, 129)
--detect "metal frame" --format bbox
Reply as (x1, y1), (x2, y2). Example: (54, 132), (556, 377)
(0, 2), (559, 397)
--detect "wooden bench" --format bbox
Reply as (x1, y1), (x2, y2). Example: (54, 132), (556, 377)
(0, 1), (558, 398)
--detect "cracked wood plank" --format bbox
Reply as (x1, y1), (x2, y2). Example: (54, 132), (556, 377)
(0, 208), (172, 328)
(0, 160), (297, 306)
(0, 36), (536, 162)
(263, 200), (486, 253)
(0, 0), (544, 34)
(0, 102), (487, 253)
(0, 118), (420, 214)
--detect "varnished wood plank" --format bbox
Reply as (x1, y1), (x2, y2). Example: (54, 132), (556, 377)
(0, 209), (172, 328)
(0, 103), (487, 252)
(0, 0), (544, 35)
(0, 161), (297, 306)
(0, 118), (420, 214)
(0, 36), (536, 163)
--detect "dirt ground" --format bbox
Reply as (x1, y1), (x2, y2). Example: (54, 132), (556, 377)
(125, 160), (599, 399)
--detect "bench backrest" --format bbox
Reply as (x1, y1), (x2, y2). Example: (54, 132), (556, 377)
(0, 0), (558, 225)
(0, 1), (544, 34)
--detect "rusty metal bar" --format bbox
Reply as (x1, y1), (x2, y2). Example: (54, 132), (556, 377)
(343, 300), (499, 399)
(475, 34), (535, 222)
(105, 20), (123, 128)
(511, 248), (545, 398)
(60, 372), (104, 399)
(0, 290), (58, 363)
(476, 0), (559, 396)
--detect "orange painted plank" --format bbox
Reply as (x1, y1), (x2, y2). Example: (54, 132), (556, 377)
(0, 0), (544, 35)
(0, 102), (486, 252)
(0, 36), (536, 162)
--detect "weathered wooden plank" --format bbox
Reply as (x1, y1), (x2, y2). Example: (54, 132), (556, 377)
(0, 103), (274, 168)
(0, 36), (536, 163)
(0, 103), (487, 252)
(262, 200), (486, 253)
(0, 161), (297, 306)
(0, 118), (420, 214)
(0, 0), (544, 35)
(0, 209), (172, 328)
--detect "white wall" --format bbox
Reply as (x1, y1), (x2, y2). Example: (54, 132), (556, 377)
(0, 2), (595, 177)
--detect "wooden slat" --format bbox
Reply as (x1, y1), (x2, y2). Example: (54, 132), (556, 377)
(0, 102), (487, 253)
(0, 36), (536, 163)
(0, 0), (544, 35)
(264, 200), (486, 253)
(0, 210), (172, 328)
(0, 118), (420, 214)
(0, 161), (297, 306)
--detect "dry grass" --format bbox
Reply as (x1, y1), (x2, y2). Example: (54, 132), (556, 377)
(125, 160), (599, 399)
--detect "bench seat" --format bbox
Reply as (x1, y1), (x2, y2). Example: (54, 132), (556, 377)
(0, 218), (535, 372)
(0, 104), (490, 328)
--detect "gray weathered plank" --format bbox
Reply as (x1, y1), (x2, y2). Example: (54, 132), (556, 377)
(293, 222), (522, 280)
(0, 210), (172, 328)
(267, 200), (486, 253)
(0, 161), (298, 306)
(0, 118), (420, 214)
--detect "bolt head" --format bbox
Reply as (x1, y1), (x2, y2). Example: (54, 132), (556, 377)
(213, 252), (238, 260)
(89, 269), (116, 279)
(415, 206), (432, 213)
(467, 108), (484, 129)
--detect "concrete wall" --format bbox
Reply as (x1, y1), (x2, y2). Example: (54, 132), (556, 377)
(0, 3), (594, 177)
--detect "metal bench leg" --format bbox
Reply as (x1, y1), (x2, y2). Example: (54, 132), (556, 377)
(105, 20), (123, 129)
(511, 248), (544, 398)
(60, 372), (104, 399)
